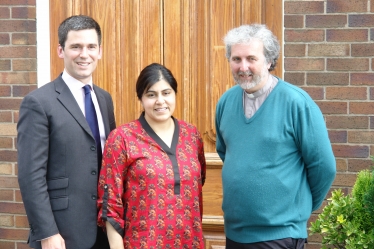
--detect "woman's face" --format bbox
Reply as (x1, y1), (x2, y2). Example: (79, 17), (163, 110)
(141, 79), (176, 125)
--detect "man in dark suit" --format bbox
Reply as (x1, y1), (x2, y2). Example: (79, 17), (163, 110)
(17, 15), (116, 249)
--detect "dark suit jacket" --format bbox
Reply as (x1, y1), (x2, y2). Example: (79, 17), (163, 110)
(17, 75), (116, 249)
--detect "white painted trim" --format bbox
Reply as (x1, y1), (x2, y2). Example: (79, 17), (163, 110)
(36, 0), (51, 87)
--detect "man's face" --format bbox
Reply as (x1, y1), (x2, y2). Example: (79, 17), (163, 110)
(57, 29), (102, 84)
(229, 39), (271, 93)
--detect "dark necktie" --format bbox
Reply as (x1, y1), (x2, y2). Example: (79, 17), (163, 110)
(83, 85), (102, 168)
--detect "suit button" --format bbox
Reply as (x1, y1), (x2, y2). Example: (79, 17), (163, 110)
(90, 146), (96, 151)
(91, 171), (96, 175)
(91, 195), (97, 200)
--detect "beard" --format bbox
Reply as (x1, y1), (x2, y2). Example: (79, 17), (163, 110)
(233, 71), (261, 90)
(233, 65), (269, 91)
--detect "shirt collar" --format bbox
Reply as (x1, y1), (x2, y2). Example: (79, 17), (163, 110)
(245, 75), (277, 99)
(61, 69), (94, 90)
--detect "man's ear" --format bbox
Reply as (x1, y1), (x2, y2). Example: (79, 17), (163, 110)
(57, 45), (64, 59)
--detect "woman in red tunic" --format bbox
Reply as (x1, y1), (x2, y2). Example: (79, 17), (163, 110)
(97, 63), (206, 249)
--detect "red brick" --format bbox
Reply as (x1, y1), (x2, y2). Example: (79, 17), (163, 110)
(0, 33), (10, 45)
(284, 1), (324, 14)
(308, 44), (349, 57)
(327, 29), (368, 42)
(351, 73), (374, 86)
(307, 73), (349, 86)
(0, 150), (17, 162)
(0, 86), (11, 97)
(332, 144), (369, 158)
(284, 15), (304, 28)
(284, 72), (305, 86)
(349, 131), (374, 143)
(316, 101), (347, 114)
(0, 72), (37, 84)
(11, 6), (36, 19)
(352, 44), (374, 57)
(0, 99), (21, 110)
(327, 58), (369, 71)
(0, 202), (25, 215)
(0, 190), (13, 201)
(348, 159), (373, 172)
(16, 242), (29, 249)
(327, 0), (367, 13)
(349, 14), (374, 27)
(0, 137), (12, 148)
(371, 28), (374, 41)
(300, 87), (324, 100)
(12, 33), (36, 45)
(325, 116), (368, 129)
(284, 58), (324, 71)
(333, 172), (358, 187)
(306, 14), (346, 28)
(14, 111), (19, 123)
(285, 29), (324, 42)
(0, 20), (35, 32)
(0, 112), (12, 122)
(0, 7), (10, 18)
(0, 46), (36, 58)
(15, 215), (28, 228)
(0, 227), (28, 240)
(350, 102), (374, 114)
(15, 189), (22, 202)
(326, 87), (367, 100)
(328, 130), (347, 143)
(371, 87), (374, 100)
(0, 0), (36, 4)
(0, 241), (15, 249)
(12, 59), (37, 71)
(0, 60), (10, 71)
(284, 44), (306, 57)
(13, 85), (36, 97)
(0, 176), (19, 188)
(336, 159), (347, 171)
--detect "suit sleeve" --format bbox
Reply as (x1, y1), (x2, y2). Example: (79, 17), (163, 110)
(106, 93), (116, 131)
(17, 94), (59, 241)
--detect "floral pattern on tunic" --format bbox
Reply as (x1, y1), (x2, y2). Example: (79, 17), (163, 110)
(97, 115), (206, 249)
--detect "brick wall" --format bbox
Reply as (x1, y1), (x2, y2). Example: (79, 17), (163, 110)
(0, 0), (36, 248)
(0, 0), (373, 248)
(284, 0), (374, 248)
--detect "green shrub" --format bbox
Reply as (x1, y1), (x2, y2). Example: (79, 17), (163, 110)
(309, 157), (374, 249)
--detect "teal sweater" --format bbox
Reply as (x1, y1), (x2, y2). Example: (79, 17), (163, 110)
(215, 80), (336, 243)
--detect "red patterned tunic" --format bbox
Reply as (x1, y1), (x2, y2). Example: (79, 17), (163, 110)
(97, 114), (206, 249)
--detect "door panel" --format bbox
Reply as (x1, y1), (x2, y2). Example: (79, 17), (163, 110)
(49, 0), (282, 153)
(49, 0), (282, 241)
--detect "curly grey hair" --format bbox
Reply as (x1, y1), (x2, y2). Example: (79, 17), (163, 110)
(224, 24), (280, 71)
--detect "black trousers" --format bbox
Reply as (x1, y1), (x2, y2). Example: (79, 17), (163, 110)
(226, 237), (306, 249)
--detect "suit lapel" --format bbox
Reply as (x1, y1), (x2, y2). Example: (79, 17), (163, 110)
(94, 85), (110, 137)
(54, 76), (94, 138)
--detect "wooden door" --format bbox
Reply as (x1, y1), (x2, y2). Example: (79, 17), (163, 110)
(49, 0), (282, 245)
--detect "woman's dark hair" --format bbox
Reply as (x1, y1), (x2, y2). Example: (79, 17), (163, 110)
(136, 63), (178, 100)
(58, 15), (101, 49)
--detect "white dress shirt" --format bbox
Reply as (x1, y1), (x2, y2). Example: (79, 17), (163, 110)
(62, 70), (106, 152)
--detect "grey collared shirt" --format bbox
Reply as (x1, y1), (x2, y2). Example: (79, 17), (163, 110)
(243, 75), (278, 119)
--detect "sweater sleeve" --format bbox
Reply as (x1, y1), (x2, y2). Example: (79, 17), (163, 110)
(215, 99), (226, 162)
(295, 100), (336, 211)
